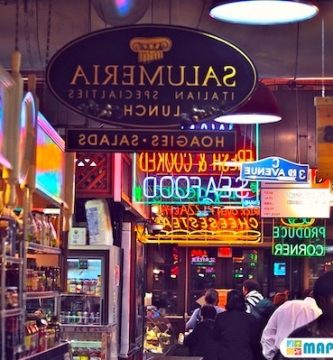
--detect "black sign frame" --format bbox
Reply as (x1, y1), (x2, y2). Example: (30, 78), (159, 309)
(65, 129), (237, 153)
(47, 24), (257, 129)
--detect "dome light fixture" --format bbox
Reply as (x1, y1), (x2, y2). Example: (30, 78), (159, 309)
(214, 82), (281, 124)
(209, 0), (319, 25)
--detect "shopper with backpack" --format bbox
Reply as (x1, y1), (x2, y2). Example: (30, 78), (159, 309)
(243, 279), (276, 360)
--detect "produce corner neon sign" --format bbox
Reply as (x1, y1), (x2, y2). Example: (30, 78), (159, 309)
(272, 218), (326, 257)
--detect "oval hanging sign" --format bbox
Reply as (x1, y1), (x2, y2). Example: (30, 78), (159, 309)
(46, 25), (257, 128)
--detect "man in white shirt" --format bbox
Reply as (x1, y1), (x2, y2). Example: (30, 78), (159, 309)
(261, 295), (322, 360)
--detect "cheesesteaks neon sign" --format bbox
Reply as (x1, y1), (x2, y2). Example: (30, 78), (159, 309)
(140, 205), (262, 244)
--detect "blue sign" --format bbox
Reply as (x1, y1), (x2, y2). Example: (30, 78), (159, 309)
(240, 157), (309, 183)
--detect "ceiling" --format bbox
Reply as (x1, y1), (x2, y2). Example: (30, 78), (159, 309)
(0, 0), (332, 80)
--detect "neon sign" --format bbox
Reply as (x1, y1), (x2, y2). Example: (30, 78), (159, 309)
(137, 205), (262, 245)
(137, 149), (255, 175)
(272, 218), (326, 257)
(134, 174), (259, 205)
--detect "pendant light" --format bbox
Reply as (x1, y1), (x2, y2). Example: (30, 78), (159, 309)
(214, 82), (281, 124)
(209, 0), (319, 25)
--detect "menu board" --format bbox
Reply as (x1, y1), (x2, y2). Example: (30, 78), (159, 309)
(261, 188), (331, 218)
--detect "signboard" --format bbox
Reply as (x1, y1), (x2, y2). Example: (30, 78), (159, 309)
(261, 188), (331, 218)
(134, 174), (259, 205)
(46, 24), (257, 128)
(272, 218), (326, 257)
(65, 129), (236, 152)
(240, 156), (309, 183)
(139, 205), (261, 244)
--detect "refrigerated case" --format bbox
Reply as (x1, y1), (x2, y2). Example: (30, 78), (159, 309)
(60, 245), (122, 360)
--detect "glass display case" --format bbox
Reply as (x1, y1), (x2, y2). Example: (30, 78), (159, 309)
(144, 306), (175, 357)
(60, 324), (114, 360)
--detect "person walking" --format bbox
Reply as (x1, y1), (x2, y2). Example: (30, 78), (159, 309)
(184, 304), (219, 360)
(213, 289), (261, 360)
(261, 290), (322, 360)
(185, 288), (224, 331)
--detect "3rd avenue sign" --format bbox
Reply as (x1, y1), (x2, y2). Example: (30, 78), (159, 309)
(47, 25), (257, 128)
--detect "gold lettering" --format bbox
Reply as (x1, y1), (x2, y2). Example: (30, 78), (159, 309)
(131, 135), (139, 147)
(202, 66), (222, 86)
(190, 136), (200, 147)
(122, 65), (135, 85)
(93, 65), (100, 85)
(78, 134), (86, 145)
(100, 135), (110, 146)
(70, 65), (90, 85)
(103, 65), (118, 85)
(176, 136), (187, 147)
(119, 135), (130, 146)
(123, 105), (132, 116)
(186, 66), (200, 86)
(223, 66), (236, 87)
(87, 134), (97, 145)
(151, 135), (159, 146)
(167, 65), (185, 86)
(139, 65), (164, 86)
(149, 105), (158, 116)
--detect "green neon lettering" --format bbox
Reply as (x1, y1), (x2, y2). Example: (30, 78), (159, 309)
(298, 244), (306, 256)
(273, 243), (283, 256)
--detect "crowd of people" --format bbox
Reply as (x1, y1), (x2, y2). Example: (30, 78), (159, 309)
(182, 270), (333, 360)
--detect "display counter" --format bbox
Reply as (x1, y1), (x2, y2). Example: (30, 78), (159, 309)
(20, 342), (70, 360)
(144, 306), (176, 357)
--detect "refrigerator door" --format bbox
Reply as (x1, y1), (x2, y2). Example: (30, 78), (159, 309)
(107, 246), (122, 360)
(65, 253), (107, 324)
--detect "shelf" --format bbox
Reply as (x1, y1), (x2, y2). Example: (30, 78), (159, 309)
(27, 242), (61, 255)
(61, 293), (101, 297)
(26, 291), (60, 300)
(0, 308), (23, 317)
(68, 244), (113, 251)
(69, 340), (102, 348)
(0, 255), (23, 264)
(20, 342), (70, 360)
(61, 324), (113, 333)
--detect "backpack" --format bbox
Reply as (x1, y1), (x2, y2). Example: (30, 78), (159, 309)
(250, 298), (276, 323)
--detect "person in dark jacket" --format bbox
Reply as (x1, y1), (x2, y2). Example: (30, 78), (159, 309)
(213, 289), (261, 360)
(184, 304), (220, 360)
(278, 270), (333, 360)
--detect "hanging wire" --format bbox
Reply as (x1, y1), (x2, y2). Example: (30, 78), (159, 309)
(151, 0), (154, 23)
(196, 0), (206, 29)
(88, 0), (92, 33)
(168, 0), (172, 25)
(15, 0), (19, 50)
(23, 0), (33, 67)
(321, 18), (325, 98)
(35, 0), (43, 62)
(45, 0), (53, 65)
(294, 23), (301, 163)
